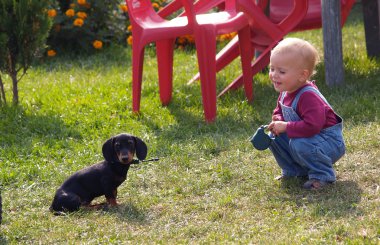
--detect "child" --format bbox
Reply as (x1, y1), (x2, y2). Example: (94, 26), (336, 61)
(267, 38), (345, 190)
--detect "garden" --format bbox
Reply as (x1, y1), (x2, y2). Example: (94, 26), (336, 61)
(0, 0), (379, 243)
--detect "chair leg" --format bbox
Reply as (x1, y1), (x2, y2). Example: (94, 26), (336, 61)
(194, 29), (217, 122)
(218, 46), (271, 98)
(215, 36), (240, 75)
(238, 25), (254, 102)
(156, 39), (175, 106)
(132, 45), (145, 113)
(188, 36), (240, 85)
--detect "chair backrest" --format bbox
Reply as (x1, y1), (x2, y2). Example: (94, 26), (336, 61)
(126, 0), (163, 25)
(157, 0), (183, 18)
(275, 0), (308, 32)
(269, 0), (355, 31)
(237, 0), (307, 40)
(126, 0), (152, 13)
(179, 0), (196, 25)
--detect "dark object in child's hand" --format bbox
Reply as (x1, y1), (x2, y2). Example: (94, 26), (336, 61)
(250, 125), (275, 150)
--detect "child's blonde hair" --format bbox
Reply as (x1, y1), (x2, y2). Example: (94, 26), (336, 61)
(271, 38), (320, 78)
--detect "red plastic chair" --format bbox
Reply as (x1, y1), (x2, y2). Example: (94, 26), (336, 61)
(126, 0), (252, 122)
(217, 0), (355, 96)
(187, 0), (307, 92)
(270, 0), (355, 32)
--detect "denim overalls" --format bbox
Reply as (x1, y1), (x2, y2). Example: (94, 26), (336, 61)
(269, 86), (345, 182)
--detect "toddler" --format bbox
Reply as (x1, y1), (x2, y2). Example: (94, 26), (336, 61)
(267, 38), (345, 190)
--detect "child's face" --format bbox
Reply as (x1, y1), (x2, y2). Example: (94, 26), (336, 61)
(269, 52), (309, 93)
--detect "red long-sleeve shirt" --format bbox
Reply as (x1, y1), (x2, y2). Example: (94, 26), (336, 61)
(272, 82), (338, 138)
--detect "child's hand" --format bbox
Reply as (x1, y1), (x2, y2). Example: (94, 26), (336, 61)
(268, 121), (287, 136)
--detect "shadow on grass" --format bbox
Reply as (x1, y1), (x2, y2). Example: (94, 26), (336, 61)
(139, 78), (276, 136)
(135, 94), (271, 159)
(0, 105), (81, 147)
(0, 105), (82, 184)
(105, 202), (148, 225)
(315, 64), (380, 124)
(280, 179), (363, 218)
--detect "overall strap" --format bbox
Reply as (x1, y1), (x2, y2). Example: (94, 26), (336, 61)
(291, 86), (332, 111)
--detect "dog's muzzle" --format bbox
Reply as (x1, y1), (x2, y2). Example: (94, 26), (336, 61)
(118, 151), (133, 164)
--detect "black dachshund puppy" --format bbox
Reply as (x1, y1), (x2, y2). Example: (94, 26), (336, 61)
(50, 133), (147, 213)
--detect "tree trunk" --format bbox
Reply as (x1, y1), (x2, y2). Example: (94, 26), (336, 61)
(321, 0), (345, 86)
(0, 75), (6, 105)
(11, 71), (18, 105)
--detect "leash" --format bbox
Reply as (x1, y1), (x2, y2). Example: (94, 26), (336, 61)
(130, 158), (159, 164)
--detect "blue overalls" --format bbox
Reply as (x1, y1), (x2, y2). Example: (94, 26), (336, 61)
(269, 86), (346, 182)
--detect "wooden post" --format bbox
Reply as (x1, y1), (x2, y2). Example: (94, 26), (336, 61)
(362, 0), (380, 58)
(321, 0), (345, 86)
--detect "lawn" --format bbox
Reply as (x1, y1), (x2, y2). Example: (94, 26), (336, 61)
(0, 3), (379, 244)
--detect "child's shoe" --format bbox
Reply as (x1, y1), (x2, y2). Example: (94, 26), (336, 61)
(303, 178), (332, 190)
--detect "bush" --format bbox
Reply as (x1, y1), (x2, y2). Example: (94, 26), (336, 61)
(45, 0), (235, 55)
(47, 0), (130, 54)
(0, 0), (52, 105)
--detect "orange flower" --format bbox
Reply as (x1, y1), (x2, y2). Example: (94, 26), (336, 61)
(77, 0), (86, 5)
(93, 40), (103, 49)
(73, 18), (84, 27)
(127, 25), (132, 32)
(127, 36), (133, 45)
(152, 3), (159, 9)
(119, 4), (128, 12)
(77, 11), (87, 19)
(47, 50), (57, 57)
(184, 34), (194, 43)
(65, 9), (75, 17)
(177, 37), (186, 44)
(70, 3), (76, 8)
(48, 9), (57, 18)
(218, 34), (228, 42)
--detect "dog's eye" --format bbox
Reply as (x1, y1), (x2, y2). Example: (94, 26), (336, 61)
(114, 142), (121, 150)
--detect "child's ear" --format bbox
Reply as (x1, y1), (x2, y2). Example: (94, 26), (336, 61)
(299, 69), (310, 81)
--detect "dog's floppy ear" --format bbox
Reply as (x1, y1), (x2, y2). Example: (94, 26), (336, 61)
(102, 137), (117, 162)
(134, 136), (147, 160)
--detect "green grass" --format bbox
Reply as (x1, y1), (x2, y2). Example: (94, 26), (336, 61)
(1, 4), (379, 244)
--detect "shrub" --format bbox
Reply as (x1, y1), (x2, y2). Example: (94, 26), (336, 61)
(0, 0), (52, 105)
(47, 0), (130, 54)
(46, 0), (236, 55)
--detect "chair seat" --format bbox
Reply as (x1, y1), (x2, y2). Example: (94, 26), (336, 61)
(196, 12), (248, 35)
(136, 15), (191, 44)
(139, 16), (189, 28)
